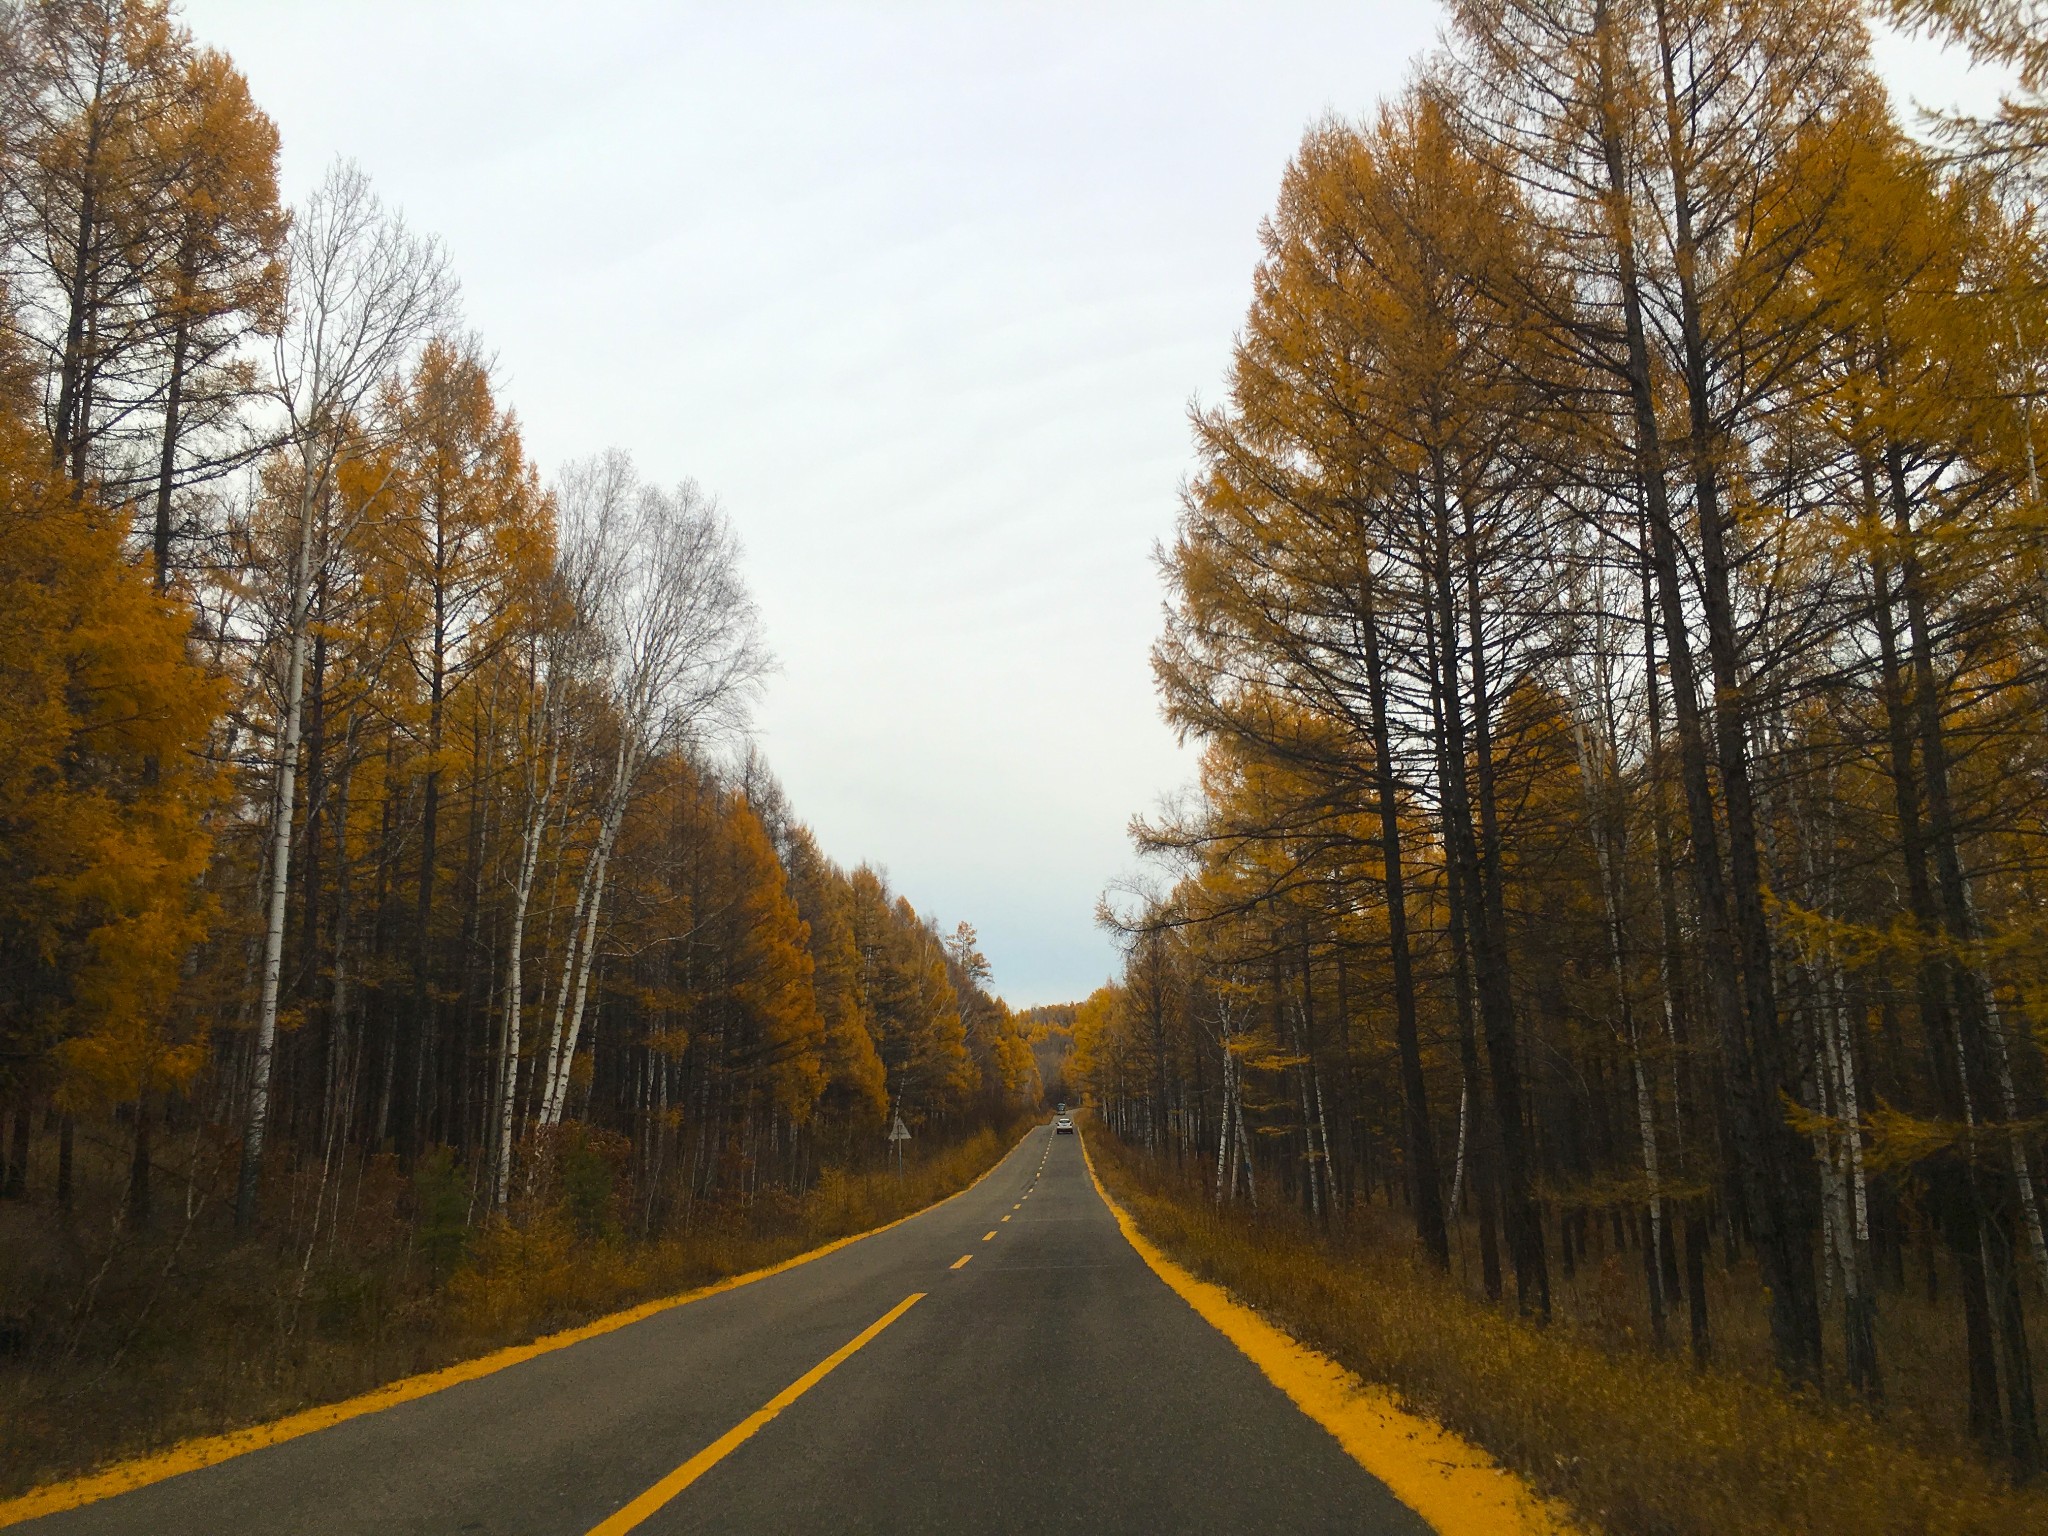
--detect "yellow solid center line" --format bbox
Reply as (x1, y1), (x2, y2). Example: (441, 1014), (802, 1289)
(982, 1230), (996, 1241)
(951, 1254), (972, 1269)
(584, 1292), (925, 1536)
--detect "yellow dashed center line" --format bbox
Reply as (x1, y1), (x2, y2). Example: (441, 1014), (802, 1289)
(1001, 1215), (1011, 1222)
(982, 1231), (996, 1241)
(950, 1254), (972, 1270)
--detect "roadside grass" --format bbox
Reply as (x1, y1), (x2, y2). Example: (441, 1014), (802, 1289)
(1089, 1130), (2048, 1536)
(444, 1127), (1011, 1337)
(0, 1120), (1018, 1499)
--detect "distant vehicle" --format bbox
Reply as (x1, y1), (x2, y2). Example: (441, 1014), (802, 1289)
(1054, 1113), (1075, 1135)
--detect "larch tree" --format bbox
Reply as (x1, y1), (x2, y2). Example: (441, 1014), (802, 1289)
(378, 336), (549, 1164)
(4, 0), (188, 487)
(139, 43), (285, 589)
(0, 346), (217, 1224)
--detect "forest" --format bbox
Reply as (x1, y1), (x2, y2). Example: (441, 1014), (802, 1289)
(1074, 0), (2048, 1506)
(0, 0), (1041, 1485)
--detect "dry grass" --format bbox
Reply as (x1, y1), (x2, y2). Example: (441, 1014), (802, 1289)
(0, 1120), (1018, 1498)
(441, 1128), (1013, 1339)
(1090, 1132), (2048, 1536)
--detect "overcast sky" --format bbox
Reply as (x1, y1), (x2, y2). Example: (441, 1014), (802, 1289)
(179, 1), (2002, 1007)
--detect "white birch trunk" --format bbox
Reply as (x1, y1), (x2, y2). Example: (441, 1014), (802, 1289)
(1631, 1051), (1665, 1279)
(539, 787), (627, 1128)
(1214, 1028), (1234, 1205)
(236, 473), (321, 1228)
(491, 720), (559, 1209)
(534, 842), (599, 1130)
(1826, 969), (1870, 1245)
(1234, 1080), (1257, 1208)
(1448, 1080), (1469, 1221)
(1312, 1059), (1335, 1218)
(524, 770), (587, 1125)
(1295, 1016), (1321, 1222)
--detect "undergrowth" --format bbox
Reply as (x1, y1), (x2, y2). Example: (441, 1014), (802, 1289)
(1089, 1129), (2048, 1536)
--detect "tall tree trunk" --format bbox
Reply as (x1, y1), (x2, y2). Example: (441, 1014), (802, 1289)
(57, 1113), (74, 1212)
(1887, 442), (2040, 1470)
(1589, 0), (1818, 1381)
(4, 1105), (28, 1199)
(1460, 485), (1549, 1318)
(539, 775), (629, 1129)
(493, 708), (559, 1209)
(52, 105), (105, 481)
(1215, 1020), (1235, 1204)
(151, 310), (191, 590)
(1866, 472), (2004, 1448)
(1571, 685), (1668, 1347)
(1646, 0), (1823, 1379)
(127, 1085), (152, 1230)
(401, 650), (445, 1166)
(1356, 528), (1449, 1265)
(237, 471), (323, 1231)
(1642, 547), (1713, 1366)
(299, 595), (326, 1025)
(1430, 452), (1544, 1316)
(326, 743), (358, 1159)
(1448, 855), (1504, 1301)
(454, 704), (491, 1159)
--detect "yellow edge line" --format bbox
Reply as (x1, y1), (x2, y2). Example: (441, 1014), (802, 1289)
(584, 1291), (925, 1535)
(1077, 1130), (1577, 1536)
(0, 1129), (1031, 1529)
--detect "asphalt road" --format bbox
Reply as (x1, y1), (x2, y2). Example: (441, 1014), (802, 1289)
(26, 1125), (1432, 1535)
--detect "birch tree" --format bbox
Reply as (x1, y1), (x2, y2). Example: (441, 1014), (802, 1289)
(533, 451), (766, 1129)
(488, 543), (592, 1209)
(236, 160), (450, 1229)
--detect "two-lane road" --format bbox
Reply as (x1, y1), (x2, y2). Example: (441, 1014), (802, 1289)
(21, 1126), (1431, 1534)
